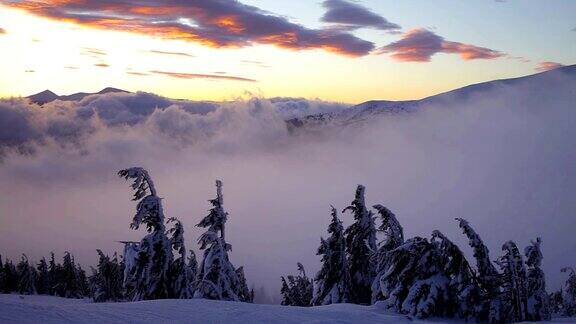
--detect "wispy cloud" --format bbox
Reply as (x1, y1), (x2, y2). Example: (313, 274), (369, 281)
(6, 0), (375, 57)
(535, 61), (564, 72)
(151, 70), (256, 82)
(94, 63), (110, 68)
(379, 28), (504, 62)
(241, 60), (270, 68)
(149, 50), (195, 57)
(127, 71), (149, 76)
(64, 66), (79, 70)
(321, 0), (400, 31)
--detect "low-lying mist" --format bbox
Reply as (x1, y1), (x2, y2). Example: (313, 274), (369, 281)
(1, 71), (575, 299)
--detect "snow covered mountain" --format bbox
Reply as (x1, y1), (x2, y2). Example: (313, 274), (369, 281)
(28, 87), (128, 105)
(287, 64), (576, 131)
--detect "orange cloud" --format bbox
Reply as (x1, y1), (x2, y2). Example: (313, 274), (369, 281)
(6, 0), (375, 56)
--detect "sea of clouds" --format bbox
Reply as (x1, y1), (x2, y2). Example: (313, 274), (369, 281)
(0, 69), (575, 300)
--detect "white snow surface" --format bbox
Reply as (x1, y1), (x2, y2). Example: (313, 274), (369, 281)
(0, 294), (435, 324)
(1, 294), (575, 323)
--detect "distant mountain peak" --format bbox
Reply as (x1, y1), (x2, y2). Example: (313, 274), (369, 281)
(28, 90), (59, 105)
(98, 87), (128, 94)
(27, 87), (129, 105)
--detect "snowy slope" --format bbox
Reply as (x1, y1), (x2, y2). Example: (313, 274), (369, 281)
(287, 64), (576, 131)
(0, 294), (431, 324)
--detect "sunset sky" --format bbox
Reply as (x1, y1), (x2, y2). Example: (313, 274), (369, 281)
(0, 0), (574, 103)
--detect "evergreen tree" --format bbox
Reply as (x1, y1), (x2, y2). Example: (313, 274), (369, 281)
(431, 230), (480, 320)
(560, 267), (576, 316)
(194, 180), (249, 302)
(0, 255), (5, 293)
(312, 206), (351, 305)
(57, 252), (84, 298)
(524, 238), (551, 321)
(90, 250), (124, 302)
(497, 241), (528, 323)
(16, 255), (37, 295)
(48, 252), (57, 295)
(371, 204), (404, 304)
(280, 263), (313, 306)
(119, 167), (173, 301)
(187, 250), (198, 292)
(36, 257), (50, 295)
(1, 257), (17, 293)
(236, 266), (253, 303)
(456, 218), (500, 321)
(342, 185), (377, 304)
(167, 217), (192, 298)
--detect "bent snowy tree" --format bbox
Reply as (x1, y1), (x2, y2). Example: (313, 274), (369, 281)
(194, 180), (250, 302)
(118, 167), (173, 301)
(343, 185), (377, 305)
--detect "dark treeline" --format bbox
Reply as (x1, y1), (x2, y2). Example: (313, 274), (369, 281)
(1, 170), (575, 324)
(280, 185), (576, 323)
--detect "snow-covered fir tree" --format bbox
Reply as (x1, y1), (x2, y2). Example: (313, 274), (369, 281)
(342, 185), (377, 304)
(118, 167), (173, 301)
(497, 241), (529, 323)
(371, 204), (404, 304)
(0, 256), (17, 293)
(57, 252), (85, 298)
(194, 180), (250, 302)
(90, 250), (124, 302)
(560, 267), (576, 316)
(377, 229), (479, 320)
(48, 252), (57, 295)
(312, 206), (351, 305)
(281, 263), (313, 306)
(430, 230), (480, 320)
(36, 257), (50, 295)
(456, 218), (501, 321)
(524, 238), (551, 321)
(167, 217), (192, 299)
(236, 266), (253, 303)
(16, 255), (37, 295)
(187, 250), (198, 292)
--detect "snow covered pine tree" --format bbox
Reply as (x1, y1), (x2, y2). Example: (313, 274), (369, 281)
(342, 185), (377, 305)
(194, 180), (250, 302)
(167, 217), (192, 299)
(560, 267), (576, 316)
(281, 263), (313, 306)
(90, 250), (124, 302)
(524, 238), (551, 321)
(16, 255), (37, 295)
(371, 204), (404, 304)
(312, 206), (351, 305)
(497, 241), (529, 323)
(456, 218), (501, 321)
(118, 167), (173, 300)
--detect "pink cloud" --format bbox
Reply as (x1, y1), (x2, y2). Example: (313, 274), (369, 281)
(379, 28), (504, 62)
(535, 61), (564, 72)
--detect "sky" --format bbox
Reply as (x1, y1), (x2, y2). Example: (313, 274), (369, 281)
(0, 0), (574, 103)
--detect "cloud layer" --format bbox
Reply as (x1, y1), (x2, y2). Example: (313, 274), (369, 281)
(379, 28), (503, 62)
(321, 0), (400, 31)
(7, 0), (375, 56)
